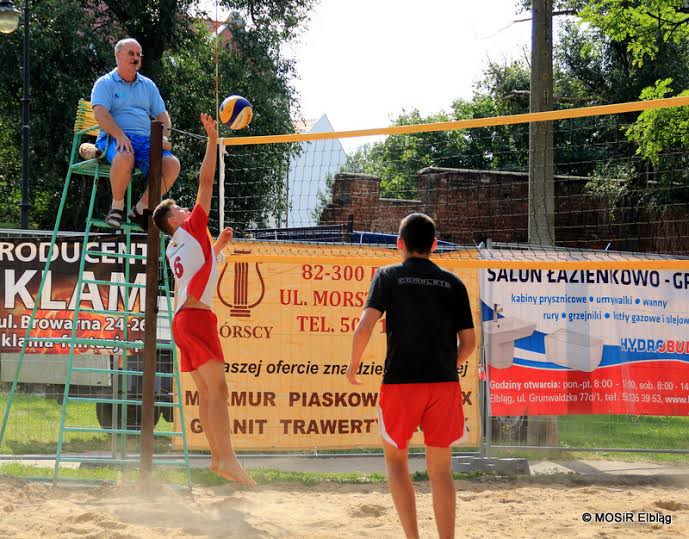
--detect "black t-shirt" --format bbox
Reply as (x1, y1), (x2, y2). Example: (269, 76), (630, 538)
(366, 257), (474, 384)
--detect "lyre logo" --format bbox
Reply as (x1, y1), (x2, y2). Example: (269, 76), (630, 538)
(217, 257), (266, 318)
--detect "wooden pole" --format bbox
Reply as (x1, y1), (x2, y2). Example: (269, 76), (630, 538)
(527, 0), (560, 450)
(529, 0), (555, 245)
(141, 120), (163, 481)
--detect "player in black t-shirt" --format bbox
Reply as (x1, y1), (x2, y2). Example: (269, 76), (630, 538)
(346, 213), (476, 539)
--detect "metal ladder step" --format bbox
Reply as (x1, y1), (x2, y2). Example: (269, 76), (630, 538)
(71, 367), (175, 378)
(85, 250), (148, 261)
(90, 218), (144, 232)
(81, 279), (147, 289)
(79, 308), (145, 318)
(23, 336), (174, 350)
(67, 397), (178, 408)
(63, 426), (183, 437)
(22, 336), (141, 348)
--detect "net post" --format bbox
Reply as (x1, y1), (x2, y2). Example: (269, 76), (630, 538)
(479, 239), (493, 458)
(141, 120), (163, 482)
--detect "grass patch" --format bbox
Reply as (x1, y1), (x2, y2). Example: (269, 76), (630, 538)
(0, 463), (390, 487)
(0, 463), (488, 487)
(491, 414), (689, 463)
(3, 394), (688, 463)
(558, 414), (689, 463)
(0, 394), (175, 455)
(0, 462), (120, 483)
(247, 468), (388, 486)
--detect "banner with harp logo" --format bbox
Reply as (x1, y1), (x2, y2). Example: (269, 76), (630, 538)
(176, 242), (481, 450)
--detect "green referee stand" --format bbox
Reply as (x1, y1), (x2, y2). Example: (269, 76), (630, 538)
(0, 99), (191, 487)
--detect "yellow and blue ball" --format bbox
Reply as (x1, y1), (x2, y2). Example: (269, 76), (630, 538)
(219, 95), (253, 129)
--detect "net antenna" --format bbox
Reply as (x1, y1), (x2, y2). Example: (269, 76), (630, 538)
(215, 0), (226, 229)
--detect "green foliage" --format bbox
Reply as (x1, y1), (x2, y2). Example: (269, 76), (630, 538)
(340, 62), (532, 199)
(213, 15), (301, 228)
(220, 0), (315, 42)
(339, 60), (629, 199)
(0, 394), (175, 455)
(95, 0), (197, 82)
(574, 2), (689, 205)
(506, 2), (689, 212)
(584, 161), (633, 219)
(344, 110), (463, 199)
(311, 171), (335, 223)
(158, 16), (300, 230)
(555, 18), (685, 104)
(626, 79), (689, 163)
(0, 0), (116, 229)
(338, 55), (635, 200)
(624, 80), (689, 205)
(0, 116), (21, 226)
(336, 3), (689, 211)
(579, 0), (689, 68)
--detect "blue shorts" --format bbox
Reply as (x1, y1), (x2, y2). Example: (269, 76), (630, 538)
(96, 133), (173, 178)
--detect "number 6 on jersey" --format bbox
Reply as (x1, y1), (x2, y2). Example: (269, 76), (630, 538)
(173, 256), (184, 278)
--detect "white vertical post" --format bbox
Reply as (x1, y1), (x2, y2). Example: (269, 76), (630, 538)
(218, 139), (225, 228)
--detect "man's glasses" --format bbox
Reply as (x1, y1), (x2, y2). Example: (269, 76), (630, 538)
(124, 50), (143, 58)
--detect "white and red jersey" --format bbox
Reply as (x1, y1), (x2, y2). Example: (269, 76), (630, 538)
(166, 205), (219, 312)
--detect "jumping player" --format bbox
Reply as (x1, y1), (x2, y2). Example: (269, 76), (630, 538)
(152, 113), (254, 486)
(346, 213), (476, 539)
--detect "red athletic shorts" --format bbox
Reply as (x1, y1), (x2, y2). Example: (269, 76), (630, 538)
(378, 381), (465, 449)
(172, 308), (224, 372)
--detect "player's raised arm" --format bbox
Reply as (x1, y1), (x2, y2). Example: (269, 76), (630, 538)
(196, 113), (218, 215)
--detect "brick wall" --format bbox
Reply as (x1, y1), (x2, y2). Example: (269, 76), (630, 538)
(319, 168), (689, 254)
(321, 173), (423, 235)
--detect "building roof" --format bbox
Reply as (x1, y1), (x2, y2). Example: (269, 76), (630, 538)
(293, 114), (342, 135)
(293, 118), (319, 133)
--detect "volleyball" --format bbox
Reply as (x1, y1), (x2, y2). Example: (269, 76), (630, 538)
(219, 95), (253, 129)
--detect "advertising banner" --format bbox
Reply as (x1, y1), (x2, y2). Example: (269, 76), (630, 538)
(0, 235), (147, 355)
(178, 243), (481, 450)
(480, 251), (689, 416)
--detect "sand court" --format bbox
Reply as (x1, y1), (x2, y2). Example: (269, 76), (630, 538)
(1, 475), (688, 538)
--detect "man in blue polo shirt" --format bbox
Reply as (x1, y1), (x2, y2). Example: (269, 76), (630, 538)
(91, 38), (180, 229)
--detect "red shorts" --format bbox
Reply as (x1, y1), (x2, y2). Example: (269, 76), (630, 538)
(172, 308), (224, 372)
(378, 382), (465, 449)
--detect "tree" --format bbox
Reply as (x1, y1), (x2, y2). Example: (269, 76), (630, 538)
(161, 14), (301, 229)
(579, 0), (689, 69)
(0, 116), (21, 227)
(338, 62), (530, 199)
(332, 1), (689, 212)
(0, 0), (315, 230)
(0, 0), (115, 229)
(574, 1), (689, 205)
(94, 1), (196, 82)
(221, 0), (315, 42)
(337, 59), (605, 199)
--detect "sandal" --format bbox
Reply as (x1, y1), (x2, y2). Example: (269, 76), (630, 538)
(105, 207), (124, 228)
(128, 207), (150, 232)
